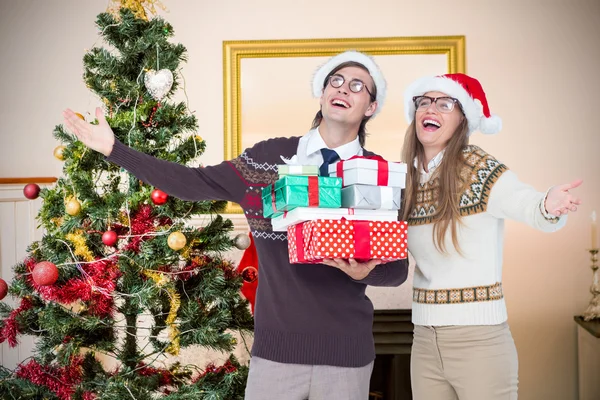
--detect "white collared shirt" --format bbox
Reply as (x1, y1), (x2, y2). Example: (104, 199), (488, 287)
(294, 127), (363, 166)
(414, 149), (445, 184)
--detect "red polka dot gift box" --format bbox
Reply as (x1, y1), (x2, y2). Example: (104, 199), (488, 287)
(271, 206), (399, 232)
(287, 219), (408, 264)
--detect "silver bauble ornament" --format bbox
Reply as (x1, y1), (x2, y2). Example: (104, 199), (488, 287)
(144, 69), (173, 101)
(233, 233), (250, 250)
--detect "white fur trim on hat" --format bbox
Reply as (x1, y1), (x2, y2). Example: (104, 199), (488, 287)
(404, 75), (502, 136)
(312, 51), (387, 116)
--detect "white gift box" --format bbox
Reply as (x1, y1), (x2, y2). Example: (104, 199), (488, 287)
(271, 206), (399, 232)
(328, 158), (407, 188)
(342, 184), (402, 210)
(277, 164), (319, 177)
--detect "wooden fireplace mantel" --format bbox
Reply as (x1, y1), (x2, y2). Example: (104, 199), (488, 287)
(0, 177), (58, 184)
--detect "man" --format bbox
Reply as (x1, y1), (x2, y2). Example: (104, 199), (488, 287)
(63, 50), (409, 400)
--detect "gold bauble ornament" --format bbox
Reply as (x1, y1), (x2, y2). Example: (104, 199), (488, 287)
(65, 197), (81, 216)
(195, 135), (203, 142)
(53, 145), (66, 161)
(167, 231), (187, 251)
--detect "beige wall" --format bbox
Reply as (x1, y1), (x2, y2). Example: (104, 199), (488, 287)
(1, 0), (599, 399)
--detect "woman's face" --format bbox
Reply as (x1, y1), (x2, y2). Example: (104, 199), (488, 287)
(414, 91), (464, 155)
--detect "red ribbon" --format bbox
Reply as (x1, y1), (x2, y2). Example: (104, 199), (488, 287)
(352, 221), (371, 260)
(272, 177), (320, 215)
(293, 224), (306, 262)
(376, 162), (389, 186)
(308, 176), (319, 206)
(270, 184), (278, 214)
(292, 219), (373, 263)
(335, 155), (390, 186)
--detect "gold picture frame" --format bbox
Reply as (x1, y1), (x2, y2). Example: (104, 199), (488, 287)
(222, 36), (466, 213)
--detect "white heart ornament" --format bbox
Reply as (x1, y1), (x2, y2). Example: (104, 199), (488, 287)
(144, 69), (173, 101)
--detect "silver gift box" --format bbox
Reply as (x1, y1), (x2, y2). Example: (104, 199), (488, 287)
(341, 184), (402, 210)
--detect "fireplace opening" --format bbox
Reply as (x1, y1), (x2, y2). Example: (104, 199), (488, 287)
(368, 309), (413, 400)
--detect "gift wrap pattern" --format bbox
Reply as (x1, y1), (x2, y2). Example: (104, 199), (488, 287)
(288, 219), (408, 263)
(262, 175), (342, 218)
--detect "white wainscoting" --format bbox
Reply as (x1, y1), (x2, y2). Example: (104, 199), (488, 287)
(0, 183), (48, 369)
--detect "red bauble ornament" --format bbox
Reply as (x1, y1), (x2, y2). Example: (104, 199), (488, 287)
(102, 230), (118, 246)
(0, 278), (8, 300)
(241, 266), (258, 283)
(23, 183), (41, 200)
(32, 261), (59, 286)
(151, 189), (168, 205)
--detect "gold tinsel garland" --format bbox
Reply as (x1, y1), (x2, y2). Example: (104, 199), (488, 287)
(165, 289), (181, 355)
(143, 270), (181, 355)
(65, 231), (94, 262)
(107, 0), (166, 21)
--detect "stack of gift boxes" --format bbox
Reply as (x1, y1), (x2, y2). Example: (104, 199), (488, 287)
(262, 156), (408, 264)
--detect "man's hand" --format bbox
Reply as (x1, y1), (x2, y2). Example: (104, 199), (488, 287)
(62, 107), (115, 157)
(322, 258), (381, 280)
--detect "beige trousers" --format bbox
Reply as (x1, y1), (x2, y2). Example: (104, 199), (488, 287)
(411, 322), (518, 400)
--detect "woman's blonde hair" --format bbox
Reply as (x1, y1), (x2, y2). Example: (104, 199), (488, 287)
(401, 115), (470, 254)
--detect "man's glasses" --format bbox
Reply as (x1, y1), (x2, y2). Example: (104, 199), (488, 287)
(328, 74), (374, 101)
(413, 96), (462, 114)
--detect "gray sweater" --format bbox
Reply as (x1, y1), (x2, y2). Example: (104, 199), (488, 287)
(108, 135), (409, 367)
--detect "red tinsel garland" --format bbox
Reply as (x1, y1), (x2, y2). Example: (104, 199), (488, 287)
(25, 258), (121, 318)
(175, 254), (212, 281)
(125, 204), (171, 252)
(125, 204), (155, 252)
(136, 362), (174, 386)
(0, 297), (34, 347)
(192, 359), (238, 382)
(15, 356), (85, 400)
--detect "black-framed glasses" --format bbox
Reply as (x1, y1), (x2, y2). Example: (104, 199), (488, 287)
(413, 95), (462, 114)
(328, 74), (374, 100)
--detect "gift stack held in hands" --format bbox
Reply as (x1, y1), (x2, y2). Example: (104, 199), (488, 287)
(262, 156), (408, 264)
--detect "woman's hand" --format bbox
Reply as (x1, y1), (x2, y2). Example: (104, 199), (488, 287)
(545, 179), (583, 217)
(62, 107), (115, 157)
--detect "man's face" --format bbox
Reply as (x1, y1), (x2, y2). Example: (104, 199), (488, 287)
(319, 66), (377, 127)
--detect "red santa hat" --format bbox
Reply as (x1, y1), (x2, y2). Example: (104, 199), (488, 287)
(404, 73), (502, 136)
(312, 50), (387, 116)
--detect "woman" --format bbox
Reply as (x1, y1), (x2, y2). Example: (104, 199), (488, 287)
(401, 73), (582, 400)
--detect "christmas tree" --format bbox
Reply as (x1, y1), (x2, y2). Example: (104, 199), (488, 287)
(0, 4), (253, 399)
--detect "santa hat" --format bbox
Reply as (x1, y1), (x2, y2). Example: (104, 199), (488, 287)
(404, 73), (502, 135)
(312, 50), (387, 116)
